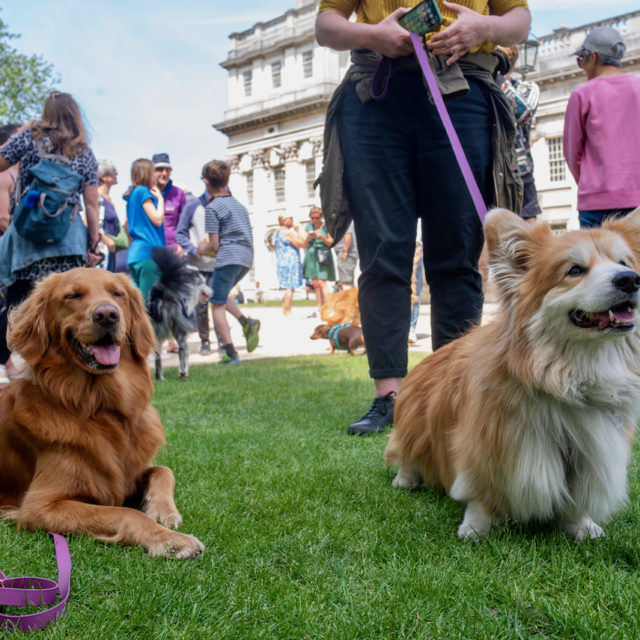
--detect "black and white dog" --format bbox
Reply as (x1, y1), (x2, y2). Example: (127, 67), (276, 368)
(147, 247), (213, 380)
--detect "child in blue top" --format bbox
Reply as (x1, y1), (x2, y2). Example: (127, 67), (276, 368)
(125, 158), (165, 300)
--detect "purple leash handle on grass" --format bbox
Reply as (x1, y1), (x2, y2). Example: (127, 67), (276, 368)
(409, 32), (488, 224)
(0, 533), (71, 632)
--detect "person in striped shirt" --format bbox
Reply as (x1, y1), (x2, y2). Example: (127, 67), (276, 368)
(197, 160), (260, 364)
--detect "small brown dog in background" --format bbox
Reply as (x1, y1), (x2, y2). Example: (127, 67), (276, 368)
(320, 287), (360, 327)
(310, 323), (364, 354)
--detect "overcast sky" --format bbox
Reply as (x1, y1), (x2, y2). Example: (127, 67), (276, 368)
(2, 1), (637, 205)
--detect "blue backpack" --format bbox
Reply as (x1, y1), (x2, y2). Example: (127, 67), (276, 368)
(12, 142), (85, 245)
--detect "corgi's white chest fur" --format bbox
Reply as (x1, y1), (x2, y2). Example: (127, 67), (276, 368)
(502, 400), (633, 523)
(450, 352), (640, 526)
(498, 315), (640, 523)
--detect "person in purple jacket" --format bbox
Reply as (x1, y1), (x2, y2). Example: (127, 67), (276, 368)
(152, 152), (186, 255)
(153, 152), (186, 352)
(563, 26), (640, 228)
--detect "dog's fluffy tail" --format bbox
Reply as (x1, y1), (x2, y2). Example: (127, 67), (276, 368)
(151, 247), (192, 293)
(147, 247), (195, 328)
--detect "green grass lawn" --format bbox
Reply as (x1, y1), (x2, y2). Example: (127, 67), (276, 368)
(3, 353), (640, 639)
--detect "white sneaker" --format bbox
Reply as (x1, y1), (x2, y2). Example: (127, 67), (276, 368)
(408, 328), (418, 344)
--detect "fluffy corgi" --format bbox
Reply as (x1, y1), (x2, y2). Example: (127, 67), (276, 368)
(385, 207), (640, 541)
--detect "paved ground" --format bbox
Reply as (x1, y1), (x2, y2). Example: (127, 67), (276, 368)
(156, 305), (434, 369)
(156, 303), (499, 369)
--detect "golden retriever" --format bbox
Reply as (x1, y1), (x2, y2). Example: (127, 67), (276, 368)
(0, 268), (203, 558)
(385, 208), (640, 541)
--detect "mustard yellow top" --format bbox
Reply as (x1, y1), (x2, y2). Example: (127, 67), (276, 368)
(317, 0), (530, 53)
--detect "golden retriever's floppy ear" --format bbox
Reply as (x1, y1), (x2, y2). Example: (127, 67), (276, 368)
(603, 206), (640, 261)
(117, 274), (157, 360)
(7, 274), (56, 364)
(484, 208), (548, 303)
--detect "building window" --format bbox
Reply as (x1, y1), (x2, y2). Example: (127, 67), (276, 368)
(305, 159), (316, 198)
(243, 70), (252, 97)
(274, 167), (285, 203)
(302, 50), (313, 78)
(246, 171), (254, 206)
(271, 60), (282, 89)
(547, 136), (565, 182)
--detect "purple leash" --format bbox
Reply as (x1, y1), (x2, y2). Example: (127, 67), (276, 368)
(410, 32), (488, 223)
(0, 533), (71, 632)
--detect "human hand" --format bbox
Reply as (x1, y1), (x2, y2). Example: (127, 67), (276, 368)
(428, 1), (489, 65)
(369, 8), (414, 58)
(173, 244), (184, 258)
(150, 186), (164, 201)
(86, 249), (103, 267)
(197, 239), (216, 257)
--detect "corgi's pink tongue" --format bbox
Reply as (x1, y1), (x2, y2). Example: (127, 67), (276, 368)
(596, 310), (634, 329)
(93, 344), (121, 365)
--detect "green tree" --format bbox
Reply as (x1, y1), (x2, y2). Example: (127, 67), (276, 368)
(0, 13), (60, 124)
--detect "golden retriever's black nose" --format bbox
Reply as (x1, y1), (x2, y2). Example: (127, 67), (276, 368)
(92, 304), (120, 328)
(612, 270), (640, 294)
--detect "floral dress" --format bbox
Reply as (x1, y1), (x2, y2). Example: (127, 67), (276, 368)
(275, 229), (303, 289)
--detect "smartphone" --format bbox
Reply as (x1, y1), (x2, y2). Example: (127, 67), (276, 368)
(398, 0), (443, 36)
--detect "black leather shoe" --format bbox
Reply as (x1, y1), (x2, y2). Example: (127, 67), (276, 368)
(347, 391), (396, 435)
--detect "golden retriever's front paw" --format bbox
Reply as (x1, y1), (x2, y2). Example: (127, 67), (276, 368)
(160, 511), (183, 529)
(143, 499), (183, 529)
(147, 531), (204, 558)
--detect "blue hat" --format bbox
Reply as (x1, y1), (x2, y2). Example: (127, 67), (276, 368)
(152, 152), (172, 169)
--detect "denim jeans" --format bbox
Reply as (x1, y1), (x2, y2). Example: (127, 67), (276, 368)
(579, 208), (635, 229)
(338, 70), (491, 378)
(210, 264), (249, 305)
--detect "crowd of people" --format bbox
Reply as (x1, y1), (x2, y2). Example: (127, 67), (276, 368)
(0, 91), (265, 379)
(0, 90), (364, 382)
(274, 205), (359, 318)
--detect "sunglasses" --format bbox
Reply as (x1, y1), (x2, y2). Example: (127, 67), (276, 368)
(576, 49), (591, 65)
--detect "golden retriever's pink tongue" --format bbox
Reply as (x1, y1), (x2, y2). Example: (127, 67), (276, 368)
(93, 344), (121, 365)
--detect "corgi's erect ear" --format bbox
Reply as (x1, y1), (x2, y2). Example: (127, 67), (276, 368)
(484, 208), (549, 302)
(603, 206), (640, 260)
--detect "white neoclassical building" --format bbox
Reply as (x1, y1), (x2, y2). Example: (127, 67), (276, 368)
(214, 4), (640, 290)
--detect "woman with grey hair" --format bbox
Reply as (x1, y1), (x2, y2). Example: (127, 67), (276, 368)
(97, 159), (123, 272)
